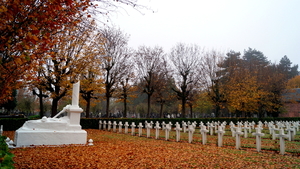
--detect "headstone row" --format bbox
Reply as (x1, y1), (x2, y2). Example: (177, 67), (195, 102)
(99, 120), (299, 155)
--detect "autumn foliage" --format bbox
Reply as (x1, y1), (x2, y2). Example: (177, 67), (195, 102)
(4, 129), (300, 168)
(0, 0), (90, 104)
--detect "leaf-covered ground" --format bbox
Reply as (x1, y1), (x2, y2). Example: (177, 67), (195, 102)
(4, 129), (300, 168)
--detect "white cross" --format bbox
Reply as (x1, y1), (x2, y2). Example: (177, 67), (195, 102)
(154, 122), (161, 139)
(252, 127), (265, 152)
(118, 121), (123, 133)
(216, 126), (225, 147)
(124, 122), (129, 134)
(275, 129), (289, 155)
(200, 126), (209, 145)
(130, 122), (136, 136)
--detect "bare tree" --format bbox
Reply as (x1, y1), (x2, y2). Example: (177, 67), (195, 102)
(199, 50), (225, 117)
(135, 46), (167, 118)
(98, 27), (131, 117)
(169, 43), (202, 118)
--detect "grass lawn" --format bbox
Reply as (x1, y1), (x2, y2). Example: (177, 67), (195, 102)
(4, 127), (300, 168)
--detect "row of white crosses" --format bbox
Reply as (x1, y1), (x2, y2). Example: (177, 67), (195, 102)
(99, 120), (299, 155)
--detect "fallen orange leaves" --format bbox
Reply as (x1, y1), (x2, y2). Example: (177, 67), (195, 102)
(3, 129), (300, 168)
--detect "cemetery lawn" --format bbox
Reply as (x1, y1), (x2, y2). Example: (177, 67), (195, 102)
(4, 129), (300, 168)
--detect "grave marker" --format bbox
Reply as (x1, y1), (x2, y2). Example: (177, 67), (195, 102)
(146, 122), (152, 138)
(118, 121), (123, 133)
(175, 123), (182, 142)
(99, 120), (102, 130)
(252, 127), (265, 152)
(188, 125), (195, 143)
(107, 121), (112, 131)
(124, 122), (129, 134)
(103, 120), (107, 130)
(112, 121), (117, 132)
(235, 127), (244, 149)
(200, 126), (209, 145)
(154, 121), (161, 139)
(131, 122), (136, 136)
(164, 124), (171, 140)
(275, 129), (289, 155)
(216, 126), (225, 147)
(138, 122), (143, 137)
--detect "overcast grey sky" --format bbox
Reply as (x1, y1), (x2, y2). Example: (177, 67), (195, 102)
(110, 0), (300, 66)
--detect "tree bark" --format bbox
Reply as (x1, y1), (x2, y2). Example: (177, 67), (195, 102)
(86, 97), (90, 118)
(147, 94), (151, 118)
(189, 104), (193, 118)
(160, 102), (164, 118)
(106, 96), (110, 117)
(51, 98), (59, 117)
(39, 94), (44, 117)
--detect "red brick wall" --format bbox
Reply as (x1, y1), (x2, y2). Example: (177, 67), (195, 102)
(280, 103), (300, 117)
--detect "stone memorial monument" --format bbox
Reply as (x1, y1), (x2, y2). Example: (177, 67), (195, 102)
(14, 82), (87, 147)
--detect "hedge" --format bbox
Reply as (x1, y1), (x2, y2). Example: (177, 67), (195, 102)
(1, 117), (300, 131)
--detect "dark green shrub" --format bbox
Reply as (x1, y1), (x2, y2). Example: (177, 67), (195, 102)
(0, 136), (14, 169)
(0, 118), (27, 131)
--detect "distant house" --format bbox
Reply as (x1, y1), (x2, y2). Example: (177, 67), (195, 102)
(280, 88), (300, 117)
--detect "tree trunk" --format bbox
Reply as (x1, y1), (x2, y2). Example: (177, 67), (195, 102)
(39, 94), (44, 117)
(160, 102), (164, 118)
(51, 98), (59, 117)
(189, 104), (193, 118)
(85, 97), (91, 118)
(215, 104), (220, 117)
(123, 97), (127, 118)
(106, 96), (110, 117)
(182, 98), (186, 118)
(147, 94), (151, 118)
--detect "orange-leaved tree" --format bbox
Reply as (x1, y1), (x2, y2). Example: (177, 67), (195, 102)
(115, 72), (138, 118)
(287, 75), (300, 89)
(0, 0), (91, 104)
(80, 30), (104, 118)
(32, 24), (97, 117)
(225, 69), (265, 117)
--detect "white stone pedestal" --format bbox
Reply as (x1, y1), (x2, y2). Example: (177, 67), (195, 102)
(14, 130), (87, 147)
